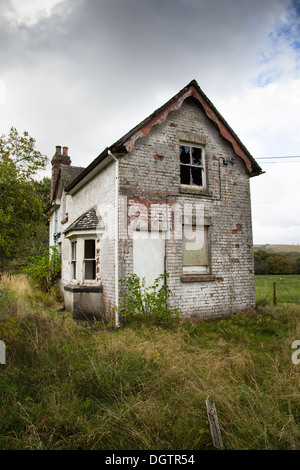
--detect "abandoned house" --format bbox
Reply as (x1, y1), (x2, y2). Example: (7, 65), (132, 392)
(46, 79), (263, 324)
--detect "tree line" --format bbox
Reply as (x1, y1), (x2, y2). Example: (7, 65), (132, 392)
(254, 250), (300, 275)
(0, 127), (51, 272)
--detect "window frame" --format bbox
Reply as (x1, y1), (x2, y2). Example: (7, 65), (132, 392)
(71, 240), (77, 280)
(83, 239), (96, 281)
(179, 144), (206, 189)
(67, 235), (100, 285)
(182, 224), (210, 275)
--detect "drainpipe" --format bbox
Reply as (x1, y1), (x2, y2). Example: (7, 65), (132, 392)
(53, 210), (57, 246)
(108, 150), (120, 328)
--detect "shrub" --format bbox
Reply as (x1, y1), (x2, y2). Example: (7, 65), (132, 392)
(23, 246), (61, 292)
(118, 273), (181, 325)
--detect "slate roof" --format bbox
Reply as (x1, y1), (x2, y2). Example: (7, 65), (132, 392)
(60, 165), (85, 188)
(64, 208), (105, 234)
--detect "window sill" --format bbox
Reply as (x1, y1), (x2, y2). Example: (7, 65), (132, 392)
(179, 185), (212, 197)
(64, 284), (102, 293)
(181, 274), (215, 283)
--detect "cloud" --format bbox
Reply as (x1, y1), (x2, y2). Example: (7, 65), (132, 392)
(251, 162), (300, 244)
(0, 0), (65, 26)
(0, 0), (299, 243)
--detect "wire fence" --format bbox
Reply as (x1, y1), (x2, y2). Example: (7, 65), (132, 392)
(255, 276), (300, 306)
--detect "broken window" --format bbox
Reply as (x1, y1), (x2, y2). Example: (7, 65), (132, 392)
(180, 145), (205, 187)
(71, 241), (77, 280)
(84, 239), (96, 280)
(183, 225), (209, 273)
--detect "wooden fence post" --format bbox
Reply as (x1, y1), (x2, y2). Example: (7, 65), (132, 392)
(206, 396), (224, 449)
(273, 282), (277, 306)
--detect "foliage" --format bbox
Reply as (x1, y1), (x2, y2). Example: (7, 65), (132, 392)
(254, 249), (300, 275)
(118, 273), (181, 324)
(254, 250), (296, 275)
(0, 127), (48, 270)
(254, 250), (271, 274)
(23, 246), (61, 293)
(292, 257), (300, 274)
(267, 254), (292, 274)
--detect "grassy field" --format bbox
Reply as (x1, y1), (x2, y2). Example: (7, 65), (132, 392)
(1, 275), (300, 450)
(255, 275), (300, 305)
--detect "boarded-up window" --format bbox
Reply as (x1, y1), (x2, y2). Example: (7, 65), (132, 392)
(183, 225), (209, 271)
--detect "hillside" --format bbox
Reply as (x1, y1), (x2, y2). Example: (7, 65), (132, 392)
(254, 244), (300, 253)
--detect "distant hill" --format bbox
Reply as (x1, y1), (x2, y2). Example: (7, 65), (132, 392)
(254, 244), (300, 253)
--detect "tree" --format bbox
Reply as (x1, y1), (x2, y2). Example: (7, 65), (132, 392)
(293, 257), (300, 274)
(0, 127), (48, 269)
(267, 255), (292, 274)
(254, 250), (271, 275)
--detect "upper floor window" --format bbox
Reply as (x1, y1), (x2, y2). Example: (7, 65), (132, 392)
(180, 145), (205, 187)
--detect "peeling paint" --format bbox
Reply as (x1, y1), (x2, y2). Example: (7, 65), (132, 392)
(124, 84), (253, 173)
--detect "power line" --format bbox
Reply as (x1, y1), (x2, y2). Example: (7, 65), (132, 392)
(256, 156), (300, 160)
(262, 160), (300, 165)
(257, 161), (300, 164)
(252, 200), (300, 205)
(255, 156), (300, 164)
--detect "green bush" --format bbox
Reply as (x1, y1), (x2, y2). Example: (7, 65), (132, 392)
(118, 273), (181, 325)
(23, 246), (61, 292)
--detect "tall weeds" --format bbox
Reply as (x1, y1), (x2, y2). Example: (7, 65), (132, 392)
(1, 275), (300, 449)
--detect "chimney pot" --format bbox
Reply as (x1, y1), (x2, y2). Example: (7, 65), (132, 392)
(50, 145), (71, 200)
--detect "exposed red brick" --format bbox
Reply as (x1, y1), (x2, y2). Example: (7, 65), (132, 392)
(216, 277), (224, 282)
(235, 244), (240, 248)
(154, 154), (164, 161)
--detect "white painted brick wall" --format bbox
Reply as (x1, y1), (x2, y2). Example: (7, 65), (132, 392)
(50, 160), (116, 318)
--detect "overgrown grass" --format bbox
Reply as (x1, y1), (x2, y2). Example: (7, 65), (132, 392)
(1, 275), (300, 449)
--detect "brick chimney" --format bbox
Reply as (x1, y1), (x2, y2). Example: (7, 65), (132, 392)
(50, 146), (71, 200)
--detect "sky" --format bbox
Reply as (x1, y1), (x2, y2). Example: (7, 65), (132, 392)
(0, 0), (300, 245)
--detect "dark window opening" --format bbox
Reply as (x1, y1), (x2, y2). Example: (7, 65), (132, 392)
(84, 239), (96, 280)
(71, 241), (77, 280)
(180, 145), (204, 187)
